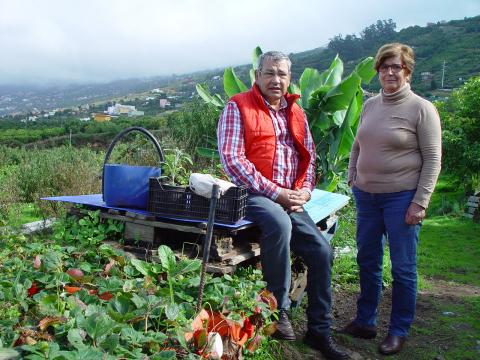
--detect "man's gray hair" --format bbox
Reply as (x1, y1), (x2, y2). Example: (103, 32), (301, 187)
(257, 51), (292, 73)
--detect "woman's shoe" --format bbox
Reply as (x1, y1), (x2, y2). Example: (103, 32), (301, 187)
(378, 335), (406, 355)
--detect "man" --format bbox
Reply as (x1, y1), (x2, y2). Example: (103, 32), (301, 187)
(217, 51), (349, 360)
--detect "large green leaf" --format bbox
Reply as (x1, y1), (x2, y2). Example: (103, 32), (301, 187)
(84, 313), (114, 341)
(332, 94), (359, 161)
(299, 68), (323, 109)
(249, 69), (256, 86)
(165, 303), (180, 321)
(319, 55), (343, 87)
(129, 258), (151, 277)
(195, 84), (224, 109)
(252, 46), (263, 70)
(158, 245), (176, 273)
(249, 46), (263, 85)
(322, 72), (361, 113)
(172, 258), (201, 277)
(223, 68), (248, 98)
(354, 57), (376, 84)
(67, 329), (86, 350)
(288, 82), (301, 97)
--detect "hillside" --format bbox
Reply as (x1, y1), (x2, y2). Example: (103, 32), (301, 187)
(1, 15), (478, 117)
(295, 16), (480, 94)
(231, 15), (480, 97)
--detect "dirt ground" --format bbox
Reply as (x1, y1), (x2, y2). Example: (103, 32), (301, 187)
(282, 280), (480, 360)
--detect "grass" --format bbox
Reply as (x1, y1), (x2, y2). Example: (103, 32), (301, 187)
(4, 202), (42, 228)
(418, 216), (480, 286)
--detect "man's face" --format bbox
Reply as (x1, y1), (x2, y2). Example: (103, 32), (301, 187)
(255, 58), (291, 104)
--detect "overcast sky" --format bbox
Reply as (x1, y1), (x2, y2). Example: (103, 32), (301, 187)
(1, 0), (479, 86)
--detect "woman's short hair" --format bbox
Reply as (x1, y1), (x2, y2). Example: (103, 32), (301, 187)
(374, 43), (415, 75)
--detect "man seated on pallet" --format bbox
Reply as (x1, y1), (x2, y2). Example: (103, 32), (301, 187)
(217, 51), (349, 360)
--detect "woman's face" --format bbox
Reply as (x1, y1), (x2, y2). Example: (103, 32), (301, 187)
(378, 55), (409, 94)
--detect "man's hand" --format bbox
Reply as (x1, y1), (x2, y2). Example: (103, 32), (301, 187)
(405, 202), (425, 225)
(276, 189), (310, 213)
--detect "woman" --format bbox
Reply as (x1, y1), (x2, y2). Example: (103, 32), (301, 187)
(343, 43), (441, 355)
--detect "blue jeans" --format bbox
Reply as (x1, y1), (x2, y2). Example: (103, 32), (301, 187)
(246, 194), (333, 335)
(352, 186), (421, 337)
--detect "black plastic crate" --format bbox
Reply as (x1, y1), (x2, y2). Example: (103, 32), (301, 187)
(147, 178), (248, 224)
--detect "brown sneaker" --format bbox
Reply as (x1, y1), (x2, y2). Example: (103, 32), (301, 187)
(341, 321), (377, 339)
(272, 309), (296, 341)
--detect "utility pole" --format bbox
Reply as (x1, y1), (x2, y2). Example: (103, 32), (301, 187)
(441, 60), (446, 89)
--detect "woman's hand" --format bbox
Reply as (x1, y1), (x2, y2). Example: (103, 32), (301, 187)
(405, 202), (425, 225)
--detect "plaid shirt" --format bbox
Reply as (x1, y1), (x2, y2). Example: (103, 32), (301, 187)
(217, 96), (316, 200)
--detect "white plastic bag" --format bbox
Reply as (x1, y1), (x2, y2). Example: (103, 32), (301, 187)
(189, 173), (235, 198)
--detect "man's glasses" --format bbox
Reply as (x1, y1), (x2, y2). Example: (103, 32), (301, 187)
(378, 64), (405, 74)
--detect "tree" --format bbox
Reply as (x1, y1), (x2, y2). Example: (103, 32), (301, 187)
(438, 76), (480, 192)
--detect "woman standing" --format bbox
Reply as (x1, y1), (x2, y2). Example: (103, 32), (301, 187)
(343, 43), (441, 355)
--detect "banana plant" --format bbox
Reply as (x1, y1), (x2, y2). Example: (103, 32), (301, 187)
(195, 47), (376, 192)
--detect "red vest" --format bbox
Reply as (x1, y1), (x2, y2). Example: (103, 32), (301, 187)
(230, 84), (312, 190)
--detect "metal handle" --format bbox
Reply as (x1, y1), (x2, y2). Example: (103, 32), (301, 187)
(102, 126), (165, 198)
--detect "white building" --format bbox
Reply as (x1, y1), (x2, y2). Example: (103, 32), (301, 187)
(107, 103), (137, 116)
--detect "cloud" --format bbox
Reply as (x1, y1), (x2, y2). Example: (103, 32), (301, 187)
(0, 0), (478, 85)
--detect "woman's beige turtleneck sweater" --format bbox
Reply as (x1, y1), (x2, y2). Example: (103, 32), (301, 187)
(348, 83), (442, 209)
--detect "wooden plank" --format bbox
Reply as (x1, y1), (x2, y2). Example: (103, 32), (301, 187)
(125, 222), (155, 243)
(467, 201), (479, 208)
(468, 196), (479, 203)
(290, 270), (308, 306)
(107, 209), (122, 215)
(125, 211), (156, 221)
(227, 247), (261, 265)
(463, 213), (474, 219)
(99, 212), (206, 234)
(206, 263), (236, 274)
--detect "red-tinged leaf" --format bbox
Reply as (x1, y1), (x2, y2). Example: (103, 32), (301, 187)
(38, 316), (67, 331)
(98, 292), (113, 301)
(13, 329), (53, 346)
(227, 319), (248, 346)
(242, 318), (255, 339)
(193, 309), (210, 331)
(28, 282), (40, 297)
(88, 289), (98, 295)
(33, 255), (41, 269)
(246, 334), (262, 352)
(194, 329), (207, 348)
(64, 285), (82, 294)
(66, 268), (84, 280)
(248, 313), (263, 326)
(207, 311), (229, 337)
(103, 259), (116, 275)
(262, 322), (277, 336)
(259, 289), (277, 311)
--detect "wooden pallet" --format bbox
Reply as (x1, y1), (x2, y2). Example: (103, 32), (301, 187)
(70, 206), (340, 306)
